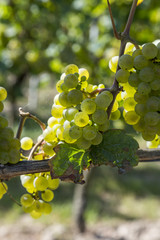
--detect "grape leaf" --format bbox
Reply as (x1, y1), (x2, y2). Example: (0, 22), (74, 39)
(52, 143), (91, 177)
(90, 129), (139, 173)
(137, 0), (144, 6)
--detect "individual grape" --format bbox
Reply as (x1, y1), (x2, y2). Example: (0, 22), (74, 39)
(21, 137), (33, 150)
(134, 92), (148, 103)
(32, 199), (44, 212)
(95, 92), (113, 109)
(115, 69), (130, 83)
(98, 119), (110, 132)
(146, 96), (160, 112)
(43, 202), (52, 214)
(91, 131), (103, 145)
(30, 211), (42, 219)
(9, 149), (21, 164)
(22, 205), (34, 213)
(33, 176), (49, 191)
(123, 111), (140, 125)
(58, 92), (71, 107)
(111, 100), (119, 112)
(110, 109), (121, 120)
(56, 79), (64, 93)
(64, 64), (79, 75)
(63, 74), (78, 89)
(56, 126), (64, 140)
(0, 116), (8, 128)
(76, 137), (91, 150)
(63, 107), (78, 121)
(79, 68), (89, 80)
(63, 120), (71, 129)
(119, 54), (134, 70)
(43, 142), (56, 156)
(51, 104), (64, 118)
(109, 56), (119, 73)
(67, 89), (83, 105)
(139, 67), (154, 82)
(74, 112), (89, 127)
(98, 84), (105, 88)
(0, 139), (10, 151)
(135, 103), (147, 116)
(53, 94), (61, 105)
(60, 73), (66, 80)
(150, 79), (160, 91)
(82, 125), (97, 141)
(69, 125), (82, 139)
(81, 99), (96, 114)
(146, 136), (160, 149)
(57, 117), (65, 125)
(47, 116), (58, 128)
(0, 87), (7, 101)
(138, 82), (151, 95)
(144, 112), (160, 126)
(123, 97), (137, 111)
(125, 42), (135, 53)
(0, 152), (10, 164)
(20, 194), (34, 207)
(133, 118), (145, 132)
(0, 102), (4, 112)
(10, 138), (21, 150)
(1, 127), (14, 140)
(63, 128), (77, 143)
(128, 72), (140, 87)
(142, 131), (156, 141)
(47, 176), (60, 190)
(142, 42), (158, 59)
(43, 127), (57, 142)
(132, 49), (142, 59)
(41, 189), (54, 202)
(92, 109), (108, 125)
(133, 55), (148, 70)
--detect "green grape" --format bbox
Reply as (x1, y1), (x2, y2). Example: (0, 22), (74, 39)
(124, 111), (140, 125)
(33, 176), (49, 191)
(92, 109), (108, 125)
(144, 112), (160, 126)
(0, 87), (7, 101)
(98, 84), (105, 88)
(67, 89), (83, 105)
(63, 120), (71, 129)
(134, 92), (148, 103)
(9, 149), (20, 164)
(56, 79), (64, 93)
(22, 205), (34, 213)
(119, 54), (134, 70)
(98, 119), (110, 132)
(43, 127), (57, 142)
(100, 91), (113, 101)
(0, 152), (10, 164)
(133, 55), (148, 70)
(41, 189), (54, 202)
(57, 117), (65, 125)
(95, 92), (113, 109)
(146, 96), (160, 112)
(47, 176), (60, 190)
(0, 102), (4, 112)
(20, 194), (34, 207)
(125, 42), (135, 53)
(56, 126), (64, 140)
(110, 109), (121, 120)
(138, 82), (151, 95)
(21, 137), (33, 150)
(51, 104), (64, 118)
(10, 138), (21, 150)
(150, 79), (160, 91)
(32, 199), (44, 213)
(53, 94), (61, 105)
(47, 116), (58, 128)
(132, 49), (142, 59)
(121, 82), (136, 98)
(142, 42), (158, 59)
(63, 128), (77, 143)
(135, 103), (147, 116)
(81, 80), (88, 89)
(69, 125), (82, 139)
(74, 112), (89, 127)
(85, 84), (94, 93)
(142, 131), (156, 141)
(109, 56), (119, 73)
(123, 97), (137, 111)
(133, 118), (145, 132)
(79, 68), (89, 80)
(58, 92), (71, 107)
(115, 69), (130, 83)
(1, 127), (14, 140)
(82, 125), (97, 141)
(111, 100), (119, 112)
(76, 137), (91, 150)
(139, 67), (154, 82)
(0, 116), (8, 128)
(81, 99), (96, 115)
(20, 175), (34, 189)
(146, 137), (160, 149)
(43, 142), (56, 156)
(63, 107), (78, 121)
(63, 74), (78, 89)
(0, 182), (8, 195)
(30, 210), (42, 219)
(0, 139), (10, 151)
(128, 72), (140, 87)
(43, 202), (52, 214)
(91, 131), (103, 145)
(64, 64), (79, 75)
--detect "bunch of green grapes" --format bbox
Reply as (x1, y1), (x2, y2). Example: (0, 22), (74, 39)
(109, 42), (160, 147)
(42, 64), (113, 150)
(20, 172), (60, 218)
(0, 87), (21, 164)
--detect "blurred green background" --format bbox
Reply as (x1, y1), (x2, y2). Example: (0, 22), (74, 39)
(0, 0), (160, 231)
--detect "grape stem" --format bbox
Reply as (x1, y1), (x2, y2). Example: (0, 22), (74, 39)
(28, 139), (44, 160)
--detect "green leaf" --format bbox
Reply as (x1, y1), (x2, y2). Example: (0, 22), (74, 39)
(90, 129), (139, 173)
(52, 143), (91, 176)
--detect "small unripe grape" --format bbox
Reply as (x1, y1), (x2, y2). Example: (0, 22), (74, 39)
(21, 137), (33, 150)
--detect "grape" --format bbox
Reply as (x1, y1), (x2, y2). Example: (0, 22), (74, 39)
(81, 99), (96, 114)
(41, 189), (54, 202)
(110, 109), (121, 120)
(115, 69), (130, 83)
(142, 131), (156, 141)
(123, 111), (140, 125)
(135, 103), (147, 116)
(111, 100), (119, 112)
(56, 79), (64, 93)
(47, 176), (60, 190)
(139, 67), (154, 82)
(0, 182), (8, 195)
(0, 116), (8, 128)
(91, 132), (103, 145)
(142, 42), (158, 59)
(95, 92), (113, 109)
(10, 138), (21, 150)
(109, 56), (119, 73)
(79, 68), (89, 80)
(74, 112), (89, 127)
(32, 199), (44, 212)
(82, 125), (97, 141)
(20, 175), (34, 189)
(54, 94), (61, 105)
(20, 194), (34, 207)
(47, 116), (58, 128)
(144, 112), (160, 126)
(138, 82), (151, 95)
(63, 107), (78, 121)
(43, 203), (52, 214)
(146, 137), (160, 148)
(134, 92), (148, 103)
(21, 137), (33, 150)
(133, 55), (148, 70)
(43, 142), (56, 156)
(67, 89), (83, 105)
(63, 74), (78, 89)
(33, 176), (49, 191)
(63, 128), (77, 143)
(64, 64), (79, 75)
(98, 119), (110, 132)
(0, 102), (4, 112)
(51, 104), (64, 118)
(58, 92), (71, 107)
(69, 125), (82, 139)
(133, 118), (145, 132)
(146, 96), (160, 112)
(119, 54), (134, 70)
(0, 87), (7, 101)
(128, 72), (140, 87)
(123, 97), (137, 111)
(63, 120), (71, 129)
(1, 127), (14, 140)
(43, 127), (57, 142)
(132, 49), (142, 59)
(76, 137), (91, 150)
(30, 211), (42, 219)
(150, 79), (160, 91)
(92, 109), (108, 125)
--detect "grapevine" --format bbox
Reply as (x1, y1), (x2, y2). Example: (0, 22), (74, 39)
(0, 0), (159, 220)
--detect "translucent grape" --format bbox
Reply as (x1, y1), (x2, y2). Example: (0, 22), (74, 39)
(138, 82), (151, 95)
(58, 92), (71, 107)
(142, 131), (156, 141)
(43, 127), (57, 142)
(144, 112), (160, 126)
(123, 97), (137, 111)
(95, 92), (113, 109)
(119, 54), (134, 70)
(0, 87), (7, 101)
(135, 103), (147, 116)
(91, 132), (103, 145)
(82, 125), (97, 141)
(0, 102), (4, 112)
(20, 194), (34, 207)
(133, 55), (148, 70)
(51, 104), (64, 118)
(67, 89), (83, 105)
(98, 119), (110, 132)
(63, 128), (77, 143)
(142, 42), (158, 59)
(128, 72), (140, 87)
(76, 137), (91, 150)
(110, 109), (121, 120)
(47, 176), (60, 190)
(79, 68), (89, 80)
(63, 74), (78, 89)
(64, 64), (79, 75)
(47, 116), (58, 128)
(139, 67), (154, 82)
(56, 79), (64, 93)
(123, 111), (140, 125)
(109, 56), (119, 73)
(41, 189), (54, 202)
(74, 112), (89, 127)
(63, 107), (78, 121)
(21, 137), (33, 150)
(146, 96), (160, 112)
(33, 176), (49, 191)
(43, 142), (56, 156)
(69, 125), (82, 139)
(81, 99), (96, 114)
(92, 109), (108, 125)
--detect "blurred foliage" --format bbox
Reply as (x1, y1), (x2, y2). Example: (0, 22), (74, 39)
(0, 0), (160, 120)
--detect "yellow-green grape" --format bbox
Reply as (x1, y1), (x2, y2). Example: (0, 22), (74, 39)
(85, 84), (94, 93)
(134, 92), (148, 103)
(81, 99), (96, 114)
(54, 94), (61, 105)
(132, 49), (142, 59)
(144, 112), (160, 126)
(56, 79), (64, 93)
(133, 118), (145, 132)
(47, 176), (60, 190)
(47, 116), (58, 128)
(63, 107), (78, 121)
(33, 176), (49, 191)
(22, 205), (34, 213)
(0, 182), (8, 196)
(64, 64), (79, 75)
(74, 112), (89, 127)
(138, 82), (151, 95)
(150, 79), (160, 91)
(41, 189), (54, 202)
(67, 89), (83, 105)
(60, 73), (66, 80)
(10, 138), (21, 150)
(135, 103), (147, 116)
(1, 127), (14, 139)
(0, 102), (4, 112)
(58, 92), (71, 107)
(56, 126), (64, 140)
(92, 85), (98, 91)
(123, 97), (137, 111)
(0, 87), (7, 101)
(125, 42), (135, 53)
(128, 72), (140, 87)
(119, 54), (134, 70)
(146, 136), (159, 149)
(43, 127), (57, 142)
(123, 111), (140, 125)
(81, 80), (88, 89)
(98, 84), (105, 88)
(32, 199), (44, 213)
(115, 69), (130, 83)
(30, 210), (42, 219)
(43, 142), (56, 156)
(142, 42), (158, 59)
(20, 175), (34, 189)
(76, 137), (91, 150)
(63, 74), (78, 89)
(139, 67), (154, 82)
(69, 125), (82, 139)
(133, 55), (149, 70)
(111, 100), (119, 112)
(43, 202), (52, 214)
(146, 96), (160, 112)
(51, 104), (64, 118)
(142, 131), (156, 141)
(95, 92), (113, 109)
(57, 117), (65, 125)
(63, 128), (77, 143)
(110, 109), (121, 120)
(98, 119), (110, 132)
(21, 137), (33, 150)
(63, 120), (71, 129)
(121, 82), (136, 97)
(0, 116), (8, 128)
(91, 132), (103, 145)
(20, 194), (34, 207)
(116, 92), (122, 102)
(79, 68), (89, 80)
(82, 125), (97, 141)
(109, 56), (119, 73)
(92, 109), (108, 125)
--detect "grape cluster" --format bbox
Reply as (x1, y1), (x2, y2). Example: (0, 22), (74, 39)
(43, 64), (112, 150)
(0, 87), (21, 164)
(20, 173), (59, 219)
(109, 42), (160, 146)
